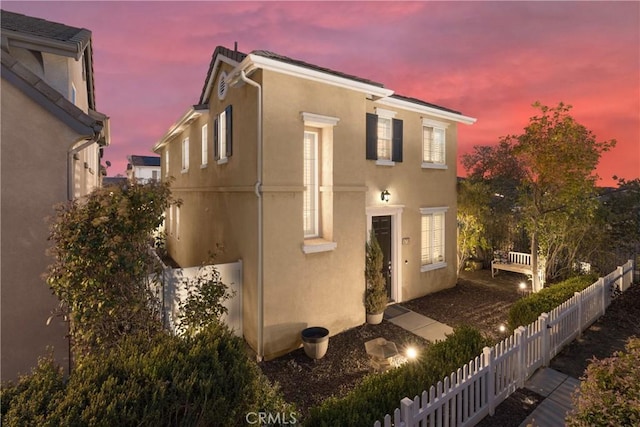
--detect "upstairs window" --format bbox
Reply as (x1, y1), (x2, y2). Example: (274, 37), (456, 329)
(366, 108), (403, 165)
(214, 105), (233, 164)
(181, 137), (189, 172)
(422, 118), (449, 168)
(420, 207), (448, 272)
(201, 124), (208, 166)
(303, 130), (319, 238)
(165, 149), (169, 177)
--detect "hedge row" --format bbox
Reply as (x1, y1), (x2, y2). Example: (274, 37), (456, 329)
(305, 325), (490, 426)
(508, 275), (596, 330)
(566, 338), (640, 426)
(1, 324), (293, 426)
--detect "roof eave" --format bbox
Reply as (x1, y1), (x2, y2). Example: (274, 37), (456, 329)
(239, 53), (394, 99)
(375, 97), (477, 125)
(3, 28), (91, 60)
(153, 106), (208, 152)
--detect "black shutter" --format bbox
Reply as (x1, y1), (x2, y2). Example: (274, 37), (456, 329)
(213, 116), (219, 160)
(392, 118), (403, 162)
(366, 113), (378, 160)
(225, 105), (233, 157)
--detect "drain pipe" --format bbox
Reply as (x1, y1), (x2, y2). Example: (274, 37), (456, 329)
(238, 70), (264, 361)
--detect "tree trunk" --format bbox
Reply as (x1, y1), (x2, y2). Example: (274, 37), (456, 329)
(531, 230), (541, 292)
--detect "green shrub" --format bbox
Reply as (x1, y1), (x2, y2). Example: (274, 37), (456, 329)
(0, 357), (65, 427)
(508, 275), (596, 330)
(566, 338), (640, 426)
(306, 326), (489, 426)
(2, 325), (293, 426)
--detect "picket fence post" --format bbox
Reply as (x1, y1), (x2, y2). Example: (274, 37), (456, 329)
(400, 397), (413, 427)
(483, 346), (495, 416)
(515, 326), (526, 388)
(539, 313), (550, 366)
(598, 277), (606, 315)
(575, 291), (583, 338)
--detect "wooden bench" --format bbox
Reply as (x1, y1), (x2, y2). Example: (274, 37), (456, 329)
(491, 251), (534, 277)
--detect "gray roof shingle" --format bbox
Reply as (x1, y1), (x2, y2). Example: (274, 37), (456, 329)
(128, 155), (161, 167)
(1, 9), (90, 48)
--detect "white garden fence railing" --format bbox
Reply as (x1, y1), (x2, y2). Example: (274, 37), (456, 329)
(374, 259), (635, 427)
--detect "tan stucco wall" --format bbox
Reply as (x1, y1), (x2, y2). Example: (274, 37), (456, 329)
(365, 102), (459, 300)
(160, 62), (462, 360)
(1, 79), (80, 381)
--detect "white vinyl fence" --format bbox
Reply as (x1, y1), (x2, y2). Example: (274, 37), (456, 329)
(375, 259), (635, 427)
(151, 258), (243, 337)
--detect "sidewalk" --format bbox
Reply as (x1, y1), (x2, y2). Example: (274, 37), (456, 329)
(384, 304), (454, 342)
(519, 368), (580, 427)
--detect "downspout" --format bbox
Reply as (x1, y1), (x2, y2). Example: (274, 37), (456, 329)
(238, 70), (264, 361)
(67, 136), (99, 200)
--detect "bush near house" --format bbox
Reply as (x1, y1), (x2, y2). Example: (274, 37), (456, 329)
(566, 338), (640, 427)
(1, 324), (294, 426)
(306, 326), (490, 426)
(508, 275), (596, 330)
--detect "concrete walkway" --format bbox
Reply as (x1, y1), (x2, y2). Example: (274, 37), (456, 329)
(519, 368), (581, 427)
(384, 304), (454, 342)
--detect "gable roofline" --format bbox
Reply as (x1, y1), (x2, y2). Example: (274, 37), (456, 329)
(1, 10), (97, 110)
(199, 45), (246, 104)
(1, 49), (108, 142)
(1, 10), (91, 60)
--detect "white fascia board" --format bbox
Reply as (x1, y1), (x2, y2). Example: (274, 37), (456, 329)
(376, 97), (477, 125)
(153, 107), (207, 152)
(201, 56), (241, 102)
(245, 54), (394, 98)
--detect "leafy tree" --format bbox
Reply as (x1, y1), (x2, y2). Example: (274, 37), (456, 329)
(45, 181), (175, 358)
(457, 179), (492, 271)
(463, 102), (615, 290)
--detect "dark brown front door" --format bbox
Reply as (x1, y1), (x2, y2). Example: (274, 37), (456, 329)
(372, 215), (392, 300)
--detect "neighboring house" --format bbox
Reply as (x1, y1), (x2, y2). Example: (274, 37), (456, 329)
(153, 46), (475, 361)
(1, 10), (109, 381)
(126, 155), (161, 183)
(102, 176), (129, 187)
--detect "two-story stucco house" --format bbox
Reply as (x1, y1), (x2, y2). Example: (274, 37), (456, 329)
(1, 10), (109, 381)
(126, 155), (161, 183)
(153, 46), (475, 361)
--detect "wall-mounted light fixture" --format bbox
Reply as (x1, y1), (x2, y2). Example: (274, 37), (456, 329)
(381, 190), (390, 202)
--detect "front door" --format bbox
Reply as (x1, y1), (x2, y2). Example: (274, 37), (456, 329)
(372, 215), (392, 300)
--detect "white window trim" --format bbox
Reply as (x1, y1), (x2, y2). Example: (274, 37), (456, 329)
(181, 137), (189, 173)
(420, 206), (448, 273)
(302, 239), (338, 254)
(422, 118), (449, 168)
(301, 112), (340, 128)
(217, 110), (228, 164)
(201, 124), (208, 167)
(303, 130), (319, 238)
(375, 107), (397, 164)
(165, 149), (169, 177)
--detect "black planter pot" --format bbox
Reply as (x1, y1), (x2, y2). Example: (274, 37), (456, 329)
(301, 326), (329, 359)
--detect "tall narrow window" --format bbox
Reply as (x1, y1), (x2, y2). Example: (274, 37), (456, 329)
(422, 118), (448, 168)
(201, 124), (208, 166)
(377, 117), (392, 160)
(303, 130), (319, 238)
(175, 205), (181, 240)
(71, 83), (77, 105)
(181, 137), (189, 171)
(366, 108), (402, 164)
(165, 149), (169, 177)
(420, 207), (448, 271)
(215, 105), (232, 164)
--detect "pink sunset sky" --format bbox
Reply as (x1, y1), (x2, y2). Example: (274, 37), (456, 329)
(4, 1), (639, 186)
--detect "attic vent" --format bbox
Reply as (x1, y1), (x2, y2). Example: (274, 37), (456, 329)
(218, 71), (228, 100)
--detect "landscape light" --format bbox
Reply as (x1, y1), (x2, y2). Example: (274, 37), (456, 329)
(519, 282), (526, 290)
(406, 346), (418, 360)
(498, 324), (506, 333)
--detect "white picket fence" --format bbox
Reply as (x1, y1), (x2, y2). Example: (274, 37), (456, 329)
(374, 259), (635, 427)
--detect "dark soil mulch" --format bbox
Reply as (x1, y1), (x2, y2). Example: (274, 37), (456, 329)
(259, 269), (640, 425)
(259, 321), (428, 419)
